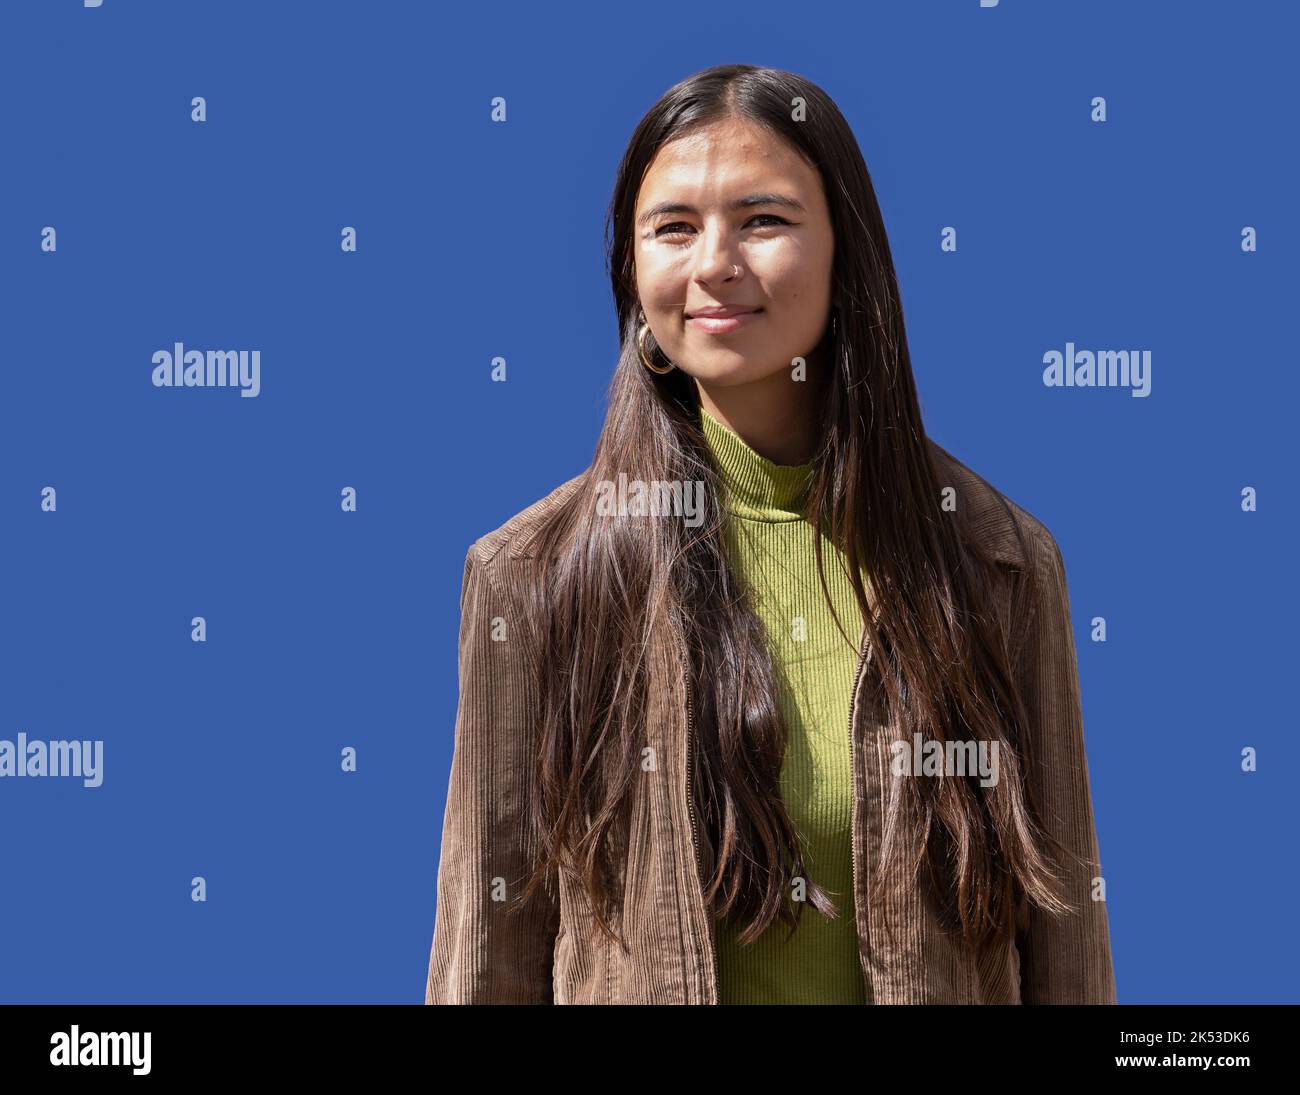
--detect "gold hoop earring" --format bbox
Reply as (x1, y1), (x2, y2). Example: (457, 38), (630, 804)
(637, 322), (676, 375)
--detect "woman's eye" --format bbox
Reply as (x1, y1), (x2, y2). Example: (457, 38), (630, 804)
(655, 214), (791, 238)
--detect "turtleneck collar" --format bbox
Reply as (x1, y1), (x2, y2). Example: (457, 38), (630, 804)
(699, 403), (813, 523)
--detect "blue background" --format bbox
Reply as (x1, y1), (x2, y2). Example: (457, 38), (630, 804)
(1, 0), (1294, 1004)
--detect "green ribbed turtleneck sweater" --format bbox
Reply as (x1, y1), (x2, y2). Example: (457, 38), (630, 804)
(699, 403), (869, 1005)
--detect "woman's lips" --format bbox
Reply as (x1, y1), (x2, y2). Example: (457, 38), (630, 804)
(686, 308), (763, 333)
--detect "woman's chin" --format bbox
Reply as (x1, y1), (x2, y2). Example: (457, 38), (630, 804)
(680, 357), (789, 388)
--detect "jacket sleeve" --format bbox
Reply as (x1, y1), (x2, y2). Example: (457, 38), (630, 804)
(1012, 526), (1118, 1004)
(424, 543), (560, 1004)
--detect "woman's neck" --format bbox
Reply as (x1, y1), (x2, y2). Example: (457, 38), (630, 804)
(695, 373), (818, 466)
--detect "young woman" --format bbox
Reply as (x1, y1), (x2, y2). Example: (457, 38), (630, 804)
(425, 63), (1117, 1005)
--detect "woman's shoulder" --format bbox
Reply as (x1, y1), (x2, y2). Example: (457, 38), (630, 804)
(925, 437), (1060, 577)
(466, 469), (591, 575)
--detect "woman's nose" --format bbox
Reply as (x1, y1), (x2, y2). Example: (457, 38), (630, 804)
(693, 224), (742, 283)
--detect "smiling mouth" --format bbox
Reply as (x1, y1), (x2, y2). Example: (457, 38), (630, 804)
(684, 307), (764, 319)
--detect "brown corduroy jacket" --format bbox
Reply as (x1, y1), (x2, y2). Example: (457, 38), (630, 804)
(424, 442), (1118, 1004)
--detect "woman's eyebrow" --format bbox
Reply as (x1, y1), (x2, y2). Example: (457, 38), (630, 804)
(637, 193), (806, 227)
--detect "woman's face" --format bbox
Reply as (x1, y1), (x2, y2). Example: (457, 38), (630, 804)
(633, 117), (835, 388)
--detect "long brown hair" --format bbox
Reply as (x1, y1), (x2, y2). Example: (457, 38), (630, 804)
(519, 63), (1075, 955)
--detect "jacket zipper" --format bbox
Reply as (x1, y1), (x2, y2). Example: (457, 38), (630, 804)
(846, 621), (871, 997)
(675, 628), (719, 1003)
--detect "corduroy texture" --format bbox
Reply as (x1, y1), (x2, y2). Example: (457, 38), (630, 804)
(424, 440), (1118, 1005)
(698, 405), (867, 1004)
